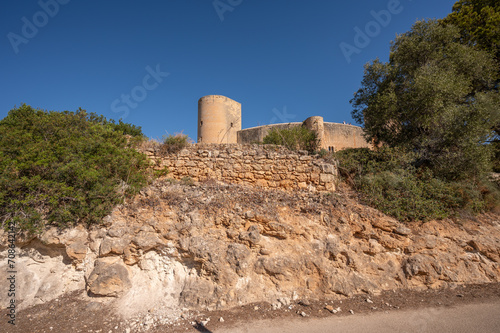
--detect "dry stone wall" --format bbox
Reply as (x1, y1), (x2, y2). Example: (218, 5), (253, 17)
(145, 144), (338, 191)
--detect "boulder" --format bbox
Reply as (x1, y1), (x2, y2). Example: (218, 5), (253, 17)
(87, 258), (131, 297)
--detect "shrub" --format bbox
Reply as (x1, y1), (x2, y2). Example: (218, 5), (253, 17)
(333, 147), (416, 184)
(87, 112), (144, 137)
(0, 104), (151, 233)
(334, 147), (500, 221)
(181, 176), (194, 186)
(263, 125), (318, 153)
(160, 133), (191, 155)
(154, 166), (170, 178)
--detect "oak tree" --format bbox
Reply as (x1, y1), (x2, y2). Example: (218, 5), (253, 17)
(351, 20), (499, 180)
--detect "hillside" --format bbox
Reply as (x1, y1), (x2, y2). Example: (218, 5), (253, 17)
(1, 175), (499, 332)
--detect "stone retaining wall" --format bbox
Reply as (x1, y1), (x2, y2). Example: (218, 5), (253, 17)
(144, 144), (338, 191)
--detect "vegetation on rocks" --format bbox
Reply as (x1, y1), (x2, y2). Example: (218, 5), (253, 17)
(263, 125), (318, 153)
(0, 104), (151, 232)
(333, 148), (499, 221)
(159, 133), (191, 155)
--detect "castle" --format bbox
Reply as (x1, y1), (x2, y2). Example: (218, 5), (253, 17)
(197, 95), (371, 152)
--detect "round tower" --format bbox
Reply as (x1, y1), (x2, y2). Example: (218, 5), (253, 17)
(303, 116), (325, 149)
(198, 95), (241, 144)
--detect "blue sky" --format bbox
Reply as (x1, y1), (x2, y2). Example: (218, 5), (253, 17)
(0, 0), (457, 140)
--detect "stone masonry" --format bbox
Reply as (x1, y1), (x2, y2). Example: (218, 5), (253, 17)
(145, 144), (338, 191)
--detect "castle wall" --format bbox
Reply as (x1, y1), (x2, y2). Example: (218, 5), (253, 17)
(322, 122), (372, 151)
(237, 119), (371, 152)
(146, 144), (338, 192)
(198, 95), (241, 144)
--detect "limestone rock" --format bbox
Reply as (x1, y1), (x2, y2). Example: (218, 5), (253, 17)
(179, 278), (216, 308)
(99, 237), (130, 256)
(132, 231), (163, 251)
(66, 241), (87, 261)
(107, 226), (129, 238)
(87, 258), (131, 297)
(226, 243), (252, 276)
(394, 225), (412, 236)
(403, 254), (443, 283)
(239, 226), (261, 246)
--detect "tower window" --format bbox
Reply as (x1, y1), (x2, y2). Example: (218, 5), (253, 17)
(230, 122), (234, 127)
(200, 121), (203, 126)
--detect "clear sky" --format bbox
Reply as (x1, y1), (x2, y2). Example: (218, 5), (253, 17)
(0, 0), (457, 140)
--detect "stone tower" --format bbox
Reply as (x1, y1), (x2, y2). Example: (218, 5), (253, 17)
(197, 95), (241, 144)
(303, 116), (325, 149)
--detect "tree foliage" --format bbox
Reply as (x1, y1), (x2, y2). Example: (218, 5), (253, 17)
(0, 105), (150, 232)
(442, 0), (500, 63)
(351, 20), (500, 180)
(442, 1), (500, 171)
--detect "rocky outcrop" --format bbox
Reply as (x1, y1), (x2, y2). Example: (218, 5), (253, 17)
(1, 180), (499, 321)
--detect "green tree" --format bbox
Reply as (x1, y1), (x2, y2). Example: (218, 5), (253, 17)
(442, 1), (500, 171)
(351, 20), (500, 180)
(0, 105), (150, 232)
(442, 0), (500, 63)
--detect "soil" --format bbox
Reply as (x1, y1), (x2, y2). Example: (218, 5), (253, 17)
(2, 283), (500, 333)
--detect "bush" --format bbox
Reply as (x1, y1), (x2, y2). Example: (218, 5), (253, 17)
(263, 125), (318, 153)
(87, 112), (144, 137)
(318, 148), (329, 158)
(334, 147), (500, 221)
(160, 133), (191, 155)
(331, 147), (414, 187)
(0, 105), (151, 233)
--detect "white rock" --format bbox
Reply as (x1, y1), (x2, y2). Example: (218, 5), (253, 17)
(272, 302), (282, 310)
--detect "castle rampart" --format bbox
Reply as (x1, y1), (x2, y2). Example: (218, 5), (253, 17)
(322, 122), (370, 151)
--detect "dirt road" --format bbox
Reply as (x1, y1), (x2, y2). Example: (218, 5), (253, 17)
(216, 301), (500, 333)
(3, 283), (500, 333)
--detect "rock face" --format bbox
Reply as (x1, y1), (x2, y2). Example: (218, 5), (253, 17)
(1, 180), (500, 319)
